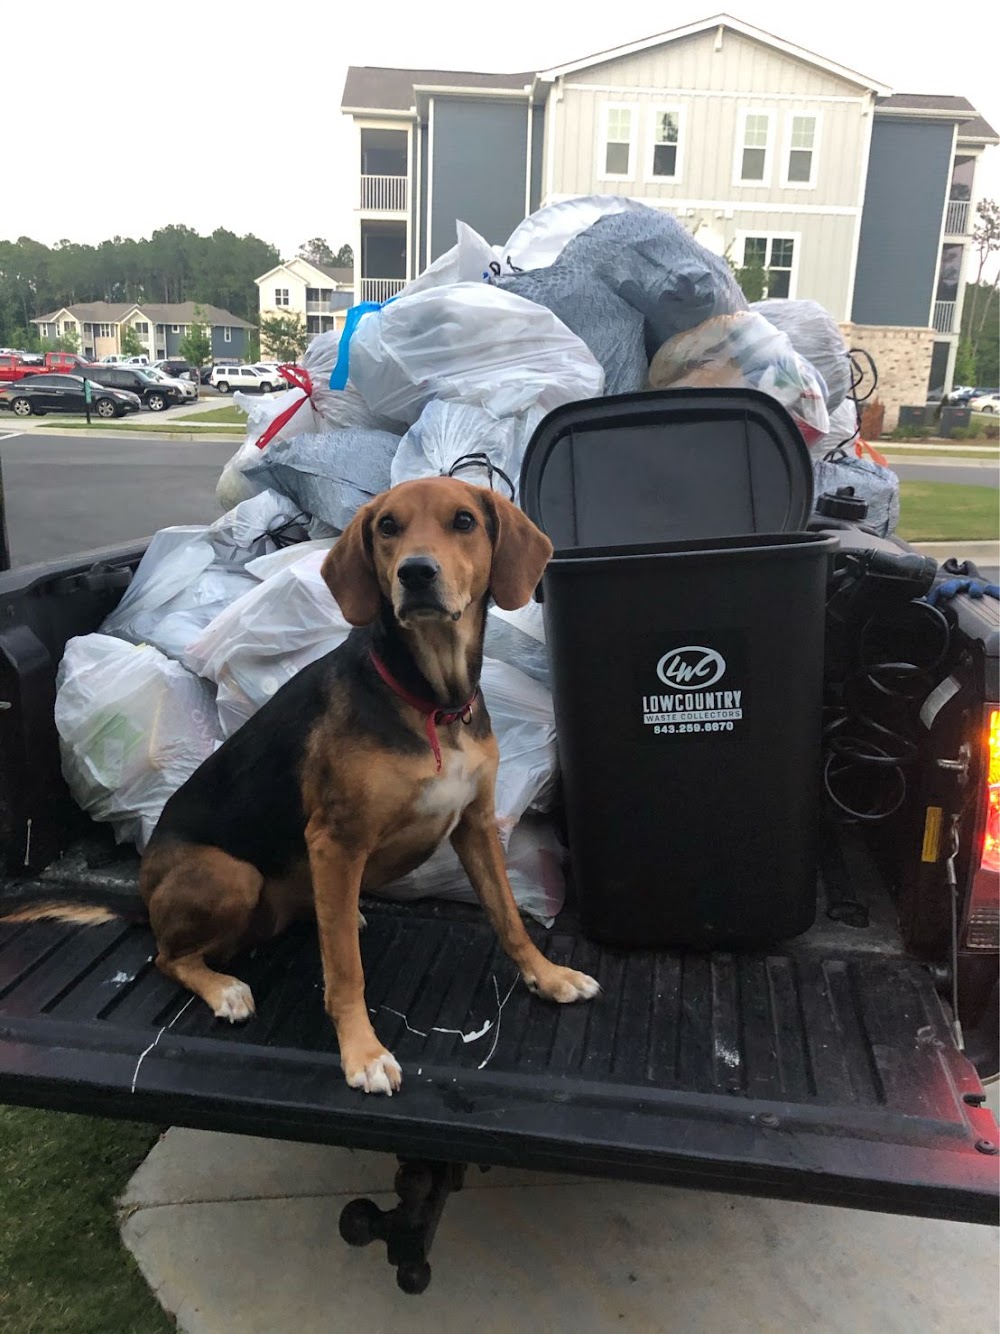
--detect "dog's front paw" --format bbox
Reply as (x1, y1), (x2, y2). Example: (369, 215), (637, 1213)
(212, 979), (256, 1023)
(344, 1048), (402, 1096)
(526, 965), (601, 1005)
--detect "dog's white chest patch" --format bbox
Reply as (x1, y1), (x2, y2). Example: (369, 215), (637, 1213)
(416, 754), (478, 834)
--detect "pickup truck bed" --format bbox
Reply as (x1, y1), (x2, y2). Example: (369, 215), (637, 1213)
(0, 837), (995, 1225)
(0, 540), (995, 1287)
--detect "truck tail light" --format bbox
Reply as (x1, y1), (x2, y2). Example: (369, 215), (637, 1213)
(964, 708), (1000, 951)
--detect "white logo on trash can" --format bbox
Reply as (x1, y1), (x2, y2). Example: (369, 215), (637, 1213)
(656, 646), (726, 690)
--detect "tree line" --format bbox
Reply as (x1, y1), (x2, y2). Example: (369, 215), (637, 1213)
(0, 229), (353, 352)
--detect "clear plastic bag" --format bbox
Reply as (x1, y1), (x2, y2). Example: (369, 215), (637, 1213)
(349, 282), (604, 427)
(374, 816), (566, 925)
(751, 298), (852, 411)
(402, 219), (500, 296)
(100, 493), (307, 659)
(649, 311), (830, 445)
(241, 428), (401, 532)
(55, 634), (222, 850)
(483, 601), (550, 687)
(390, 399), (542, 491)
(480, 658), (558, 823)
(183, 547), (350, 736)
(810, 398), (860, 459)
(501, 195), (649, 271)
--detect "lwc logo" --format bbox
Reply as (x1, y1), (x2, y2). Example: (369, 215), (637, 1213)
(642, 642), (744, 733)
(656, 646), (726, 690)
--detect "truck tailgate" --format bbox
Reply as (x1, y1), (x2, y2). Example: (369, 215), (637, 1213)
(0, 900), (995, 1225)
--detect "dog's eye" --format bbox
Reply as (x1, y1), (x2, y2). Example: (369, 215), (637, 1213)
(453, 511), (476, 532)
(377, 515), (399, 537)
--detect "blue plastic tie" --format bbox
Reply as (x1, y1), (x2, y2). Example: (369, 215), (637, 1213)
(329, 298), (396, 391)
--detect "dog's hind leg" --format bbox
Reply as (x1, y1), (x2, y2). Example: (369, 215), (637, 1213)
(142, 846), (265, 1023)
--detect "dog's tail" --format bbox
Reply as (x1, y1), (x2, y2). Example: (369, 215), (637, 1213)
(0, 888), (147, 928)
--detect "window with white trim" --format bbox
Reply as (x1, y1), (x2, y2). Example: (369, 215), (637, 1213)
(650, 108), (682, 180)
(135, 321), (149, 335)
(171, 325), (180, 333)
(223, 326), (232, 343)
(274, 287), (289, 307)
(602, 106), (634, 178)
(97, 323), (113, 338)
(785, 115), (817, 186)
(742, 235), (796, 298)
(738, 112), (770, 183)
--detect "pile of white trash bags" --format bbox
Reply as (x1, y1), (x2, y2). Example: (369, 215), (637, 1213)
(55, 194), (898, 925)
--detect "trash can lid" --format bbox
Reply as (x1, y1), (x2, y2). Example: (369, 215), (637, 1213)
(520, 388), (814, 549)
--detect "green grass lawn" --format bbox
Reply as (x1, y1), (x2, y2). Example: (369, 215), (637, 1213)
(0, 1107), (171, 1332)
(897, 481), (1000, 542)
(181, 403), (246, 424)
(882, 445), (1000, 461)
(32, 417), (243, 435)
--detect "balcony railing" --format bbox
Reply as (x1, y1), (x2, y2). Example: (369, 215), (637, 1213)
(945, 199), (970, 235)
(306, 300), (336, 314)
(360, 174), (408, 211)
(360, 277), (407, 303)
(932, 300), (957, 334)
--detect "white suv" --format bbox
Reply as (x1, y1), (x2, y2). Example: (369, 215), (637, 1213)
(210, 365), (282, 394)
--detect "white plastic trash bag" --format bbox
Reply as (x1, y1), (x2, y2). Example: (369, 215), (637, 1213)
(55, 635), (222, 850)
(390, 399), (541, 492)
(484, 601), (550, 687)
(810, 398), (860, 459)
(502, 195), (649, 271)
(183, 547), (349, 737)
(375, 816), (566, 925)
(100, 492), (307, 659)
(402, 220), (501, 296)
(349, 283), (604, 426)
(480, 658), (558, 827)
(751, 298), (852, 412)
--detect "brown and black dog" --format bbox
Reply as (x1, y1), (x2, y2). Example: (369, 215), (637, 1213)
(139, 478), (599, 1095)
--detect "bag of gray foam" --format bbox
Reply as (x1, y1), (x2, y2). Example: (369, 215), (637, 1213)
(242, 428), (401, 531)
(812, 454), (900, 537)
(552, 204), (747, 359)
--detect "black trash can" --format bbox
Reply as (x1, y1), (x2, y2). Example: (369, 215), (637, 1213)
(540, 532), (836, 947)
(521, 389), (835, 947)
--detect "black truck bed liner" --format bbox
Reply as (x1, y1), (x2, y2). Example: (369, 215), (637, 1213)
(0, 873), (996, 1225)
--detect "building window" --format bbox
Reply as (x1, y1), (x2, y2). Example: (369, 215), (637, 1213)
(135, 321), (149, 335)
(97, 323), (113, 338)
(741, 235), (796, 298)
(275, 288), (289, 307)
(63, 321), (76, 336)
(736, 111), (771, 184)
(602, 105), (635, 178)
(783, 114), (818, 187)
(171, 325), (180, 333)
(650, 108), (682, 180)
(223, 326), (232, 343)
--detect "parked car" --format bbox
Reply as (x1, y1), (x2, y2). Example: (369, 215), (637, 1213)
(969, 392), (1000, 413)
(947, 386), (977, 405)
(210, 364), (282, 394)
(154, 359), (199, 383)
(0, 353), (45, 384)
(254, 362), (290, 388)
(0, 373), (141, 418)
(143, 367), (198, 402)
(81, 366), (183, 412)
(98, 354), (148, 365)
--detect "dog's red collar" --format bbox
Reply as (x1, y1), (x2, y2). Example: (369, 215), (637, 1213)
(368, 649), (476, 772)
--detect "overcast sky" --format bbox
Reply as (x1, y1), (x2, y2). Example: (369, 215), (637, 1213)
(5, 0), (997, 271)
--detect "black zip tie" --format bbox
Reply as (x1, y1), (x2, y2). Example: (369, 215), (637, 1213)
(447, 453), (516, 500)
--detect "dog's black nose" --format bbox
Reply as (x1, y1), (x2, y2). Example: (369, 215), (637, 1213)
(398, 556), (440, 590)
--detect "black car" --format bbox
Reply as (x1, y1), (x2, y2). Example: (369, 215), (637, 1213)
(82, 366), (182, 412)
(0, 374), (141, 419)
(156, 359), (200, 383)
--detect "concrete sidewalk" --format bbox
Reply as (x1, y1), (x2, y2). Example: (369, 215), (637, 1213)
(120, 1093), (999, 1334)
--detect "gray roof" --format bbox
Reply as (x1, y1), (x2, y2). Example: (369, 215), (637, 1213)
(876, 93), (997, 140)
(342, 65), (533, 112)
(310, 262), (354, 285)
(33, 302), (133, 324)
(32, 300), (253, 329)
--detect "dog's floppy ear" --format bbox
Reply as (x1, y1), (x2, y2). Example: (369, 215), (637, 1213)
(321, 502), (380, 625)
(482, 491), (553, 610)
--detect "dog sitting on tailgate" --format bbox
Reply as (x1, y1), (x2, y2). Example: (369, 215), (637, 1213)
(139, 478), (600, 1095)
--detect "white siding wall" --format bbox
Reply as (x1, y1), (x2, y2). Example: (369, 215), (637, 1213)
(545, 28), (872, 319)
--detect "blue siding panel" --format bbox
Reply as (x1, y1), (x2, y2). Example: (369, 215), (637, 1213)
(430, 97), (529, 259)
(530, 106), (544, 214)
(852, 118), (953, 327)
